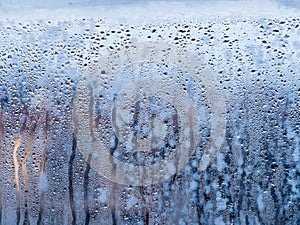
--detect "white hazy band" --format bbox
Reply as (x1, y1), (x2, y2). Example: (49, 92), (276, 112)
(0, 1), (299, 22)
(73, 41), (227, 186)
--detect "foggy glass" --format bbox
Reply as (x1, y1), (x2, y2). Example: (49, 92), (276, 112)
(0, 1), (299, 224)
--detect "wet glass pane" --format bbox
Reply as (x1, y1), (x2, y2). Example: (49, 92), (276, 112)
(0, 1), (299, 224)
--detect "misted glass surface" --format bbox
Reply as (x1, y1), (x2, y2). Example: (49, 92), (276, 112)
(0, 1), (299, 225)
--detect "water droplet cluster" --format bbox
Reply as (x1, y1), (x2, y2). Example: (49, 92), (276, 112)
(0, 16), (299, 224)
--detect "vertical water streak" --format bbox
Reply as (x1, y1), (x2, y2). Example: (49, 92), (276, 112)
(0, 103), (3, 224)
(13, 111), (28, 224)
(37, 191), (45, 225)
(109, 97), (117, 225)
(109, 105), (117, 225)
(110, 181), (117, 225)
(13, 133), (24, 225)
(68, 134), (77, 225)
(140, 186), (149, 225)
(83, 85), (96, 225)
(0, 190), (2, 225)
(21, 124), (36, 225)
(84, 155), (91, 225)
(0, 102), (3, 156)
(37, 112), (49, 225)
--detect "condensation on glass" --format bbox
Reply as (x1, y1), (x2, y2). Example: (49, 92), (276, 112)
(0, 1), (299, 225)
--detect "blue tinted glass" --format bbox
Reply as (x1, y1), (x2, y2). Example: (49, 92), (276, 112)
(0, 1), (299, 224)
